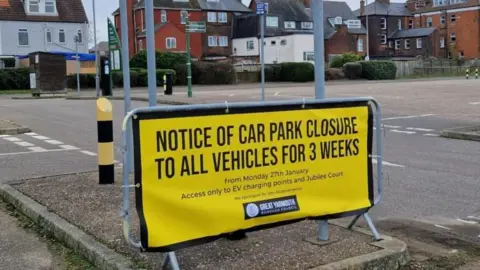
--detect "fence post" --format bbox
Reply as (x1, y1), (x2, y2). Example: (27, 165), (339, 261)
(97, 97), (115, 184)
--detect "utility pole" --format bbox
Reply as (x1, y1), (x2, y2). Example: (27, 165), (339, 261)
(74, 35), (80, 93)
(256, 2), (268, 101)
(312, 0), (325, 99)
(92, 0), (100, 97)
(184, 11), (193, 98)
(145, 0), (157, 106)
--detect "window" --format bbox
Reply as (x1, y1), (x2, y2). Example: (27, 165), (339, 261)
(450, 14), (456, 22)
(426, 17), (432, 27)
(388, 40), (393, 48)
(246, 40), (254, 50)
(301, 22), (313, 29)
(208, 36), (217, 47)
(166, 37), (176, 49)
(76, 29), (83, 43)
(380, 18), (386, 29)
(440, 37), (445, 48)
(408, 19), (413, 29)
(397, 19), (402, 30)
(266, 16), (278, 27)
(270, 40), (276, 46)
(45, 28), (52, 43)
(357, 38), (364, 52)
(207, 0), (219, 2)
(161, 10), (167, 23)
(139, 40), (143, 50)
(450, 32), (456, 42)
(29, 0), (39, 12)
(18, 29), (28, 46)
(380, 34), (387, 44)
(45, 0), (56, 13)
(303, 52), (314, 61)
(416, 38), (422, 49)
(405, 39), (410, 49)
(280, 39), (287, 45)
(218, 12), (227, 23)
(284, 21), (295, 29)
(219, 36), (228, 47)
(434, 0), (446, 6)
(207, 12), (216, 22)
(58, 29), (65, 43)
(395, 40), (400, 49)
(440, 15), (445, 24)
(180, 11), (187, 24)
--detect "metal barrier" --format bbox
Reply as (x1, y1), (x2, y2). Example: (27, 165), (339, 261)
(120, 97), (383, 269)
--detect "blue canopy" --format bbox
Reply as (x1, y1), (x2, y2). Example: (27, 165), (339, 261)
(16, 51), (97, 61)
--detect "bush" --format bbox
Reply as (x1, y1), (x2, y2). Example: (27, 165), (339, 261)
(174, 61), (235, 85)
(358, 60), (397, 80)
(66, 73), (96, 89)
(130, 51), (186, 70)
(325, 68), (345, 81)
(264, 64), (282, 81)
(0, 68), (30, 90)
(343, 62), (362, 80)
(278, 62), (314, 82)
(330, 53), (363, 68)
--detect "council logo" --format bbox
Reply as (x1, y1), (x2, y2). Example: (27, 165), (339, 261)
(245, 203), (260, 218)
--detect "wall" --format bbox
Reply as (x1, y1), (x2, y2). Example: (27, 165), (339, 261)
(232, 37), (259, 56)
(362, 15), (412, 57)
(324, 27), (365, 57)
(0, 21), (88, 55)
(203, 11), (234, 58)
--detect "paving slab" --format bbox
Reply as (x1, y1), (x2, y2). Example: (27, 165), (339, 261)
(0, 118), (30, 135)
(6, 171), (408, 270)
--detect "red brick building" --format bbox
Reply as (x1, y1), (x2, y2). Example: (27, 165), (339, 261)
(112, 0), (251, 59)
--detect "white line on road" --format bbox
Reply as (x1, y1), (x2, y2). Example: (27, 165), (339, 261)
(383, 125), (401, 128)
(468, 102), (480, 105)
(372, 159), (405, 168)
(274, 92), (280, 96)
(424, 133), (440, 137)
(382, 114), (435, 121)
(457, 218), (478, 225)
(60, 145), (79, 150)
(3, 136), (21, 142)
(390, 129), (417, 134)
(407, 127), (435, 132)
(467, 216), (480, 221)
(14, 141), (34, 147)
(80, 150), (97, 156)
(228, 94), (235, 97)
(0, 135), (11, 138)
(0, 148), (75, 157)
(434, 224), (451, 230)
(31, 135), (50, 140)
(29, 147), (46, 152)
(24, 132), (38, 136)
(45, 139), (63, 145)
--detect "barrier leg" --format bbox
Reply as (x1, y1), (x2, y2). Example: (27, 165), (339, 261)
(97, 98), (114, 184)
(347, 214), (361, 229)
(363, 213), (381, 241)
(168, 252), (180, 270)
(318, 220), (329, 241)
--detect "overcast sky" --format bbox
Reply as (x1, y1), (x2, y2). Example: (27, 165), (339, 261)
(82, 0), (404, 44)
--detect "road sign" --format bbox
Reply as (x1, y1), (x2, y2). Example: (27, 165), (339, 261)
(186, 21), (206, 33)
(256, 2), (269, 15)
(107, 18), (122, 71)
(131, 100), (374, 251)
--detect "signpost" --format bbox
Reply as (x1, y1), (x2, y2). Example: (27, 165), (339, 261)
(256, 2), (268, 101)
(107, 18), (122, 72)
(184, 12), (206, 98)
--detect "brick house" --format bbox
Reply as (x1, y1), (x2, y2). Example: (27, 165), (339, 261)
(232, 0), (366, 64)
(407, 0), (480, 59)
(112, 0), (251, 60)
(387, 27), (443, 57)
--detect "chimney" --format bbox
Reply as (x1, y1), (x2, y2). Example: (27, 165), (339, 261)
(303, 0), (311, 8)
(406, 0), (416, 12)
(360, 0), (365, 16)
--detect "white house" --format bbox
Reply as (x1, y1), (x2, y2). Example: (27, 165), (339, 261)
(0, 0), (89, 56)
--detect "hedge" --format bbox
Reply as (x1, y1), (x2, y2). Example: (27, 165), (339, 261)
(343, 62), (362, 79)
(0, 68), (31, 90)
(358, 60), (397, 80)
(130, 51), (186, 70)
(330, 53), (363, 68)
(325, 68), (345, 80)
(174, 61), (235, 85)
(262, 62), (314, 82)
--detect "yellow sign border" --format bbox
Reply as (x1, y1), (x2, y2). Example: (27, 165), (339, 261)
(132, 101), (374, 252)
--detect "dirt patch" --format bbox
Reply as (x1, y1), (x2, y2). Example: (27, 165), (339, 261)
(13, 171), (382, 269)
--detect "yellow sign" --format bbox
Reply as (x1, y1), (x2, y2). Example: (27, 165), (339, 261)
(132, 101), (374, 251)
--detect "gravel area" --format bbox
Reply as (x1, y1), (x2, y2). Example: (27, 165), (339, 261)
(14, 171), (380, 269)
(0, 118), (19, 129)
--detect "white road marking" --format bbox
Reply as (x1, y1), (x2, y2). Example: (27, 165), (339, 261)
(434, 224), (451, 230)
(14, 141), (35, 147)
(0, 135), (11, 138)
(31, 135), (50, 140)
(228, 94), (235, 97)
(457, 218), (478, 225)
(390, 129), (417, 134)
(382, 114), (435, 120)
(29, 147), (46, 152)
(80, 150), (97, 156)
(3, 136), (21, 142)
(372, 159), (405, 168)
(0, 148), (75, 157)
(467, 216), (480, 221)
(24, 132), (38, 136)
(383, 125), (401, 128)
(60, 145), (79, 150)
(45, 139), (63, 145)
(468, 102), (480, 105)
(406, 127), (435, 132)
(424, 133), (440, 137)
(274, 92), (280, 96)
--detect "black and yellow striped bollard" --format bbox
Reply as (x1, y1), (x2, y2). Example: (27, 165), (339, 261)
(476, 68), (478, 79)
(97, 97), (114, 184)
(466, 69), (469, 79)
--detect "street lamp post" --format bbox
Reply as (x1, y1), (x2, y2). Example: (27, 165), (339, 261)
(92, 0), (100, 97)
(74, 35), (81, 93)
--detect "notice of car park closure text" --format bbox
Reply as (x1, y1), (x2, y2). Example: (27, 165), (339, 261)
(135, 105), (372, 249)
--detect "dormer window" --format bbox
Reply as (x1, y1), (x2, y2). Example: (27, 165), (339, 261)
(45, 0), (56, 13)
(29, 0), (39, 13)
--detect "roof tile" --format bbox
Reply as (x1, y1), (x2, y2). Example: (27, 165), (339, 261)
(0, 0), (88, 23)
